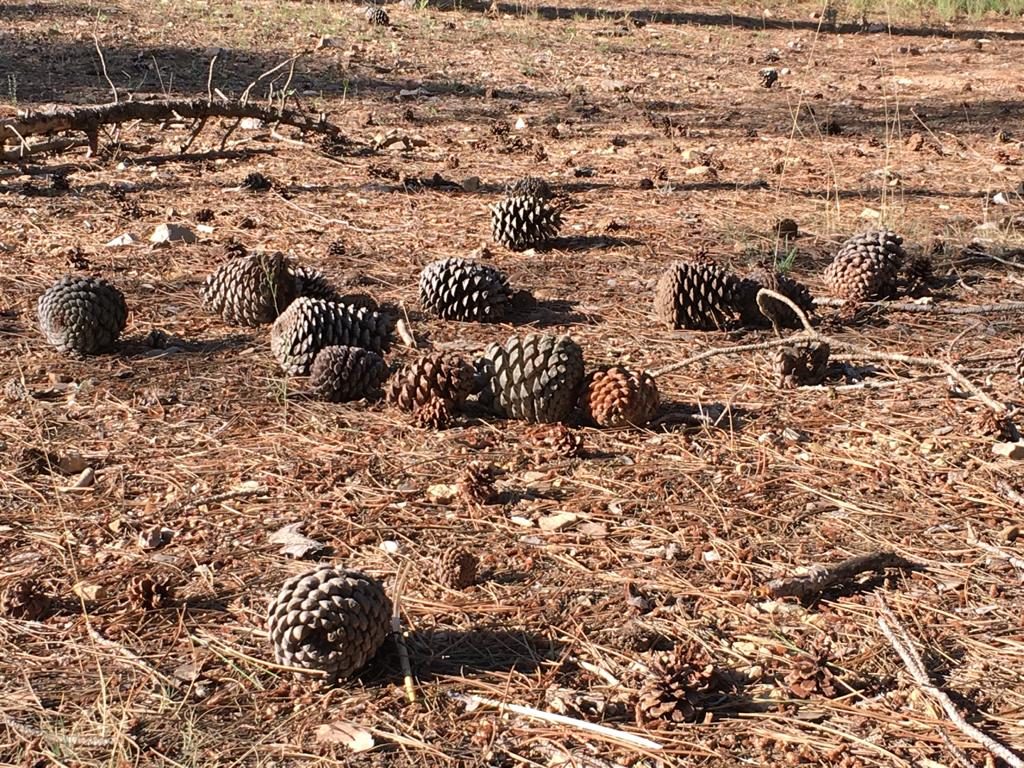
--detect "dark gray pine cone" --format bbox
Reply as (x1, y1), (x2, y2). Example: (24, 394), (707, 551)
(653, 260), (743, 331)
(267, 566), (392, 683)
(365, 5), (389, 25)
(476, 333), (585, 423)
(419, 257), (512, 322)
(505, 176), (553, 200)
(436, 548), (478, 590)
(271, 297), (394, 375)
(291, 264), (341, 302)
(774, 342), (831, 388)
(308, 345), (389, 402)
(37, 275), (128, 355)
(201, 252), (298, 326)
(386, 352), (477, 411)
(823, 229), (906, 301)
(491, 195), (561, 251)
(736, 264), (815, 329)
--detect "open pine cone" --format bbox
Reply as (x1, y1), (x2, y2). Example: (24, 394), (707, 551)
(126, 574), (174, 610)
(784, 639), (838, 698)
(581, 366), (659, 428)
(413, 397), (454, 430)
(1, 578), (50, 620)
(774, 342), (831, 388)
(436, 548), (478, 590)
(527, 423), (584, 459)
(387, 352), (477, 412)
(458, 461), (496, 506)
(635, 642), (726, 728)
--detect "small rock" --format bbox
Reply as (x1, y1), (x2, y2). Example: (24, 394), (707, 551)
(461, 176), (480, 192)
(106, 233), (137, 247)
(149, 223), (197, 246)
(72, 581), (107, 601)
(539, 511), (578, 531)
(514, 117), (527, 130)
(57, 451), (88, 475)
(427, 483), (459, 503)
(992, 441), (1024, 460)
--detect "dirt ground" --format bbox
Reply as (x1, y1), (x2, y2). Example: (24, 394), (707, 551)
(2, 0), (1024, 765)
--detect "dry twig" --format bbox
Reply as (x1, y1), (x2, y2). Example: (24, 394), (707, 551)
(764, 551), (921, 600)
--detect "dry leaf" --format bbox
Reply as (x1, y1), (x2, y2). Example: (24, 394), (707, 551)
(138, 525), (174, 551)
(315, 721), (375, 752)
(270, 522), (327, 559)
(538, 512), (578, 531)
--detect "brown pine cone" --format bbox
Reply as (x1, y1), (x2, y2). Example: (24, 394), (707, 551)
(387, 352), (477, 412)
(458, 461), (496, 505)
(1, 578), (50, 620)
(527, 423), (584, 458)
(126, 575), (174, 610)
(436, 548), (478, 590)
(635, 641), (725, 728)
(581, 366), (659, 428)
(414, 397), (454, 430)
(784, 640), (837, 698)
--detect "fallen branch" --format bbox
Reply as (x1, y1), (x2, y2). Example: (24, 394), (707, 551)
(876, 597), (1024, 768)
(0, 711), (114, 749)
(0, 98), (343, 157)
(764, 551), (920, 600)
(814, 297), (1024, 315)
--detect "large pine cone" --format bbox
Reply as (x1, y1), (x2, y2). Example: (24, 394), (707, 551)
(37, 275), (128, 354)
(271, 297), (394, 375)
(476, 334), (585, 423)
(308, 345), (389, 402)
(491, 195), (561, 251)
(436, 548), (478, 590)
(291, 264), (341, 302)
(201, 252), (298, 326)
(505, 176), (553, 200)
(635, 642), (725, 728)
(736, 264), (815, 329)
(365, 5), (389, 25)
(418, 258), (512, 322)
(386, 352), (476, 412)
(0, 578), (50, 620)
(823, 230), (905, 301)
(267, 566), (392, 683)
(774, 342), (831, 388)
(653, 260), (742, 330)
(581, 366), (659, 428)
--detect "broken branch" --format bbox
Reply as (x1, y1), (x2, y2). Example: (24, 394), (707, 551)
(764, 551), (920, 600)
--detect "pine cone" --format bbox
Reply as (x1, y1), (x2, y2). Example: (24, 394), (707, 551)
(581, 366), (659, 428)
(505, 176), (553, 200)
(476, 334), (585, 423)
(491, 195), (561, 251)
(223, 240), (248, 259)
(37, 275), (128, 355)
(823, 230), (905, 301)
(635, 642), (725, 728)
(0, 578), (50, 620)
(760, 68), (779, 88)
(413, 397), (454, 429)
(736, 264), (815, 329)
(266, 566), (392, 682)
(365, 5), (389, 25)
(419, 258), (512, 322)
(126, 575), (174, 610)
(241, 171), (272, 192)
(271, 297), (394, 375)
(308, 345), (389, 402)
(784, 640), (837, 698)
(3, 377), (29, 403)
(458, 461), (496, 505)
(1017, 346), (1024, 389)
(527, 423), (584, 458)
(201, 252), (298, 326)
(774, 342), (831, 388)
(291, 264), (340, 302)
(653, 260), (743, 331)
(436, 548), (478, 590)
(387, 352), (477, 412)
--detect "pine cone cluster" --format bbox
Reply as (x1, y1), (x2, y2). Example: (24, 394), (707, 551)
(527, 423), (584, 459)
(737, 264), (816, 329)
(201, 252), (298, 326)
(387, 352), (476, 412)
(1, 578), (50, 620)
(37, 275), (128, 355)
(635, 642), (726, 727)
(308, 345), (389, 402)
(436, 548), (478, 590)
(581, 366), (659, 427)
(271, 297), (394, 375)
(491, 195), (561, 251)
(419, 258), (512, 322)
(774, 342), (831, 388)
(823, 229), (906, 301)
(654, 260), (742, 331)
(413, 397), (454, 429)
(458, 461), (496, 505)
(267, 566), (392, 683)
(126, 574), (174, 610)
(476, 334), (585, 423)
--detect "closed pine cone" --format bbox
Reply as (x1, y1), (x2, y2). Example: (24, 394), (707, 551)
(458, 461), (496, 505)
(823, 229), (905, 301)
(653, 260), (743, 331)
(774, 342), (830, 388)
(126, 574), (174, 610)
(37, 275), (128, 355)
(436, 548), (478, 590)
(201, 252), (298, 326)
(308, 345), (388, 402)
(387, 352), (477, 412)
(271, 297), (394, 375)
(266, 566), (392, 683)
(418, 257), (512, 322)
(413, 397), (454, 429)
(291, 264), (340, 302)
(491, 195), (561, 251)
(1016, 346), (1024, 388)
(635, 642), (725, 728)
(581, 366), (659, 428)
(527, 423), (584, 458)
(505, 176), (553, 200)
(1, 578), (50, 620)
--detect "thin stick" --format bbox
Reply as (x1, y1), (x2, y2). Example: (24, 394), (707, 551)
(764, 551), (920, 600)
(391, 564), (417, 704)
(965, 524), (1024, 573)
(814, 297), (1024, 315)
(206, 54), (218, 105)
(93, 35), (118, 104)
(876, 597), (1024, 768)
(170, 485), (266, 513)
(0, 711), (114, 749)
(448, 692), (663, 751)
